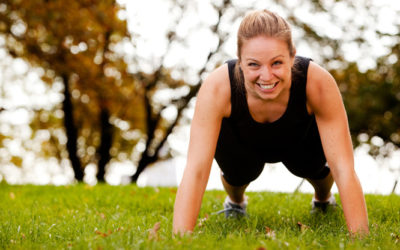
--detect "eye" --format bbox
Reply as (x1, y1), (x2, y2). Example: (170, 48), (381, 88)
(272, 60), (283, 66)
(248, 62), (259, 67)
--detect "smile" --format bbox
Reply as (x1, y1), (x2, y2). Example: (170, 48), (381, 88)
(256, 81), (278, 90)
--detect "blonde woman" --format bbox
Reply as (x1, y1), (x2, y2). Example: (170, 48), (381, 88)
(173, 9), (369, 236)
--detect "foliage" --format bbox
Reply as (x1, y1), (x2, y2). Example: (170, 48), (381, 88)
(1, 184), (400, 249)
(332, 44), (400, 156)
(0, 0), (144, 180)
(0, 0), (244, 182)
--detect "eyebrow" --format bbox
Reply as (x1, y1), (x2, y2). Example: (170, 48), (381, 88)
(245, 55), (284, 62)
(271, 55), (284, 60)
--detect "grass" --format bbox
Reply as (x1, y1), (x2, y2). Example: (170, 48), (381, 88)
(0, 183), (400, 249)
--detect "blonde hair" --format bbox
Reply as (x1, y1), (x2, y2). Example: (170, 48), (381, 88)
(234, 10), (296, 83)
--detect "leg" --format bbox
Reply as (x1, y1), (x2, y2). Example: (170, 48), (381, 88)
(221, 173), (248, 204)
(215, 119), (264, 203)
(306, 171), (334, 202)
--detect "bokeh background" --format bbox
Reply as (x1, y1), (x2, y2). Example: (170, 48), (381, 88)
(0, 0), (399, 194)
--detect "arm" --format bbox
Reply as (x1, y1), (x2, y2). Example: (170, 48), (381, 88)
(173, 64), (231, 235)
(307, 62), (369, 235)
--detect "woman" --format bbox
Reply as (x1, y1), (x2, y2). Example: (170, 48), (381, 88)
(173, 9), (369, 236)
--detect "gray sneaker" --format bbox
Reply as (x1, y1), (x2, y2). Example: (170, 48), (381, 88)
(216, 196), (247, 218)
(311, 195), (337, 213)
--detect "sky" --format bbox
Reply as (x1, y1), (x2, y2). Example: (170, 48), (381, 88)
(0, 0), (400, 193)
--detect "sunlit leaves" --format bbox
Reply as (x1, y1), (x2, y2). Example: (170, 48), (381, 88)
(331, 44), (400, 155)
(0, 0), (143, 174)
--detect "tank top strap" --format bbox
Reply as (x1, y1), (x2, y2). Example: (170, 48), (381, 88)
(289, 56), (312, 117)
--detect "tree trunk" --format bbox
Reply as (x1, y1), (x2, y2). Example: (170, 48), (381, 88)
(131, 151), (157, 182)
(130, 90), (160, 182)
(61, 74), (83, 181)
(96, 108), (113, 182)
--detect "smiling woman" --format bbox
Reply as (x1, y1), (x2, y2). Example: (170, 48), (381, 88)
(240, 37), (293, 103)
(173, 9), (369, 237)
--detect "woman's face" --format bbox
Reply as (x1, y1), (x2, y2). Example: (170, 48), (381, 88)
(239, 35), (295, 102)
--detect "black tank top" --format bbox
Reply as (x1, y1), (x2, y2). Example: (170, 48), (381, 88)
(220, 56), (324, 163)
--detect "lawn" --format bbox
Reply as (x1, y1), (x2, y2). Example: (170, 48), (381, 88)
(1, 183), (399, 249)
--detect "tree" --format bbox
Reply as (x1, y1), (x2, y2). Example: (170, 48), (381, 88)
(0, 0), (239, 183)
(0, 0), (142, 182)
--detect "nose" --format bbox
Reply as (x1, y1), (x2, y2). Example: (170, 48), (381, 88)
(259, 66), (273, 82)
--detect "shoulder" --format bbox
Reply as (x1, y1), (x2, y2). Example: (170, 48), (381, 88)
(306, 61), (341, 114)
(307, 61), (335, 84)
(197, 63), (231, 117)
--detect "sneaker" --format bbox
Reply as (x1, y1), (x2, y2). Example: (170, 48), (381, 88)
(216, 196), (247, 218)
(311, 195), (337, 213)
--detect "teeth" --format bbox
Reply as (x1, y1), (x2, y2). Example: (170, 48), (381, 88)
(258, 82), (277, 90)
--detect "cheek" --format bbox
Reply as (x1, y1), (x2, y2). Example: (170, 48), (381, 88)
(243, 70), (258, 81)
(274, 67), (290, 78)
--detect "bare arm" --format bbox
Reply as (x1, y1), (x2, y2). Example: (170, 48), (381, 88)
(307, 62), (369, 235)
(173, 64), (231, 235)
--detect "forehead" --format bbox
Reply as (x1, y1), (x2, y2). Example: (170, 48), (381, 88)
(241, 36), (290, 60)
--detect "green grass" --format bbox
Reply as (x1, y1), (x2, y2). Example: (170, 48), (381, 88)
(1, 183), (399, 249)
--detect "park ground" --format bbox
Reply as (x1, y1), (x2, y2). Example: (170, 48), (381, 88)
(1, 183), (400, 249)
